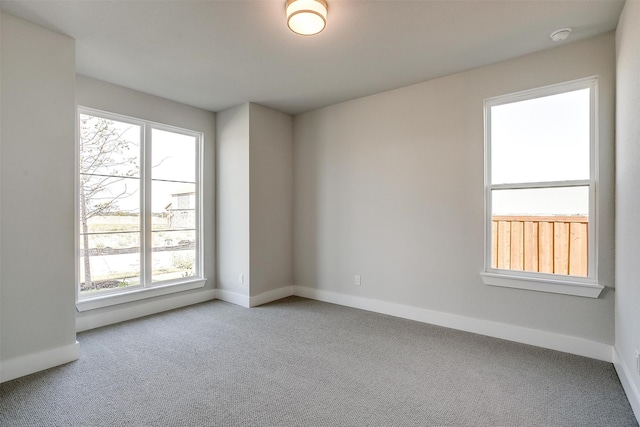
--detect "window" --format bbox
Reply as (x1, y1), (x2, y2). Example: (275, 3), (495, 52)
(481, 78), (603, 298)
(77, 107), (204, 309)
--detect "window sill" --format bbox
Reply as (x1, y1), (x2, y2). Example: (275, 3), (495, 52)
(480, 272), (604, 298)
(76, 278), (207, 312)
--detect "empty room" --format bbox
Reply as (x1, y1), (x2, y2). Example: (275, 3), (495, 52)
(1, 0), (640, 425)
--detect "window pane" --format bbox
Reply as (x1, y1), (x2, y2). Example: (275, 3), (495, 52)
(490, 187), (588, 277)
(79, 114), (140, 178)
(491, 88), (590, 184)
(79, 233), (141, 293)
(79, 112), (142, 296)
(151, 230), (196, 282)
(151, 129), (196, 183)
(150, 129), (197, 283)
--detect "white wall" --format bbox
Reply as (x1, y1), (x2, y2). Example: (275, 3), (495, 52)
(249, 104), (293, 299)
(294, 33), (615, 348)
(1, 14), (78, 382)
(75, 75), (217, 331)
(217, 103), (293, 306)
(614, 0), (640, 419)
(216, 104), (251, 300)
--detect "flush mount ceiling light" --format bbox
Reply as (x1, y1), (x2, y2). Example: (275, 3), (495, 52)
(550, 28), (572, 42)
(286, 0), (328, 36)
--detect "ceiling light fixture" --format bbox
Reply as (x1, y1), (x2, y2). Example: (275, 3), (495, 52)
(286, 0), (328, 36)
(550, 28), (572, 42)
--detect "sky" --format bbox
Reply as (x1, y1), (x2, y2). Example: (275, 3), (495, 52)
(490, 88), (590, 216)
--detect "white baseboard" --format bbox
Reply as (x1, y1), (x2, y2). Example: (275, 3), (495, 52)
(250, 286), (294, 307)
(1, 341), (80, 383)
(293, 286), (613, 362)
(216, 289), (250, 307)
(76, 288), (216, 332)
(614, 348), (640, 423)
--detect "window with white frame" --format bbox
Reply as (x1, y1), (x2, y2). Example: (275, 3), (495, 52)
(77, 107), (203, 305)
(481, 77), (603, 298)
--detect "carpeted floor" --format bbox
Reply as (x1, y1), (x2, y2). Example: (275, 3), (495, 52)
(0, 296), (637, 426)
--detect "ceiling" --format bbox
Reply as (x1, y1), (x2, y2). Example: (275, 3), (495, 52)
(1, 0), (625, 115)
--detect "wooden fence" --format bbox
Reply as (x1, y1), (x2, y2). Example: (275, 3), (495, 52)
(491, 215), (588, 277)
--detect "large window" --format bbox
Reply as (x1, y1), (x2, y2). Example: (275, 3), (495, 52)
(77, 108), (204, 307)
(482, 78), (603, 298)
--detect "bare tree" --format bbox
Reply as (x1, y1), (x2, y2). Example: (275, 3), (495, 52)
(79, 115), (139, 290)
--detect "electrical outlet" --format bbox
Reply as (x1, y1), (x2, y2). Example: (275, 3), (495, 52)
(354, 275), (361, 286)
(239, 273), (244, 285)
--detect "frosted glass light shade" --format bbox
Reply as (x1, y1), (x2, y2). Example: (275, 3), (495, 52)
(286, 0), (328, 36)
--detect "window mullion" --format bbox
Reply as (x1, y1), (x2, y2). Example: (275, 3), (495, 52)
(490, 180), (591, 191)
(588, 80), (598, 279)
(142, 124), (153, 287)
(196, 135), (204, 278)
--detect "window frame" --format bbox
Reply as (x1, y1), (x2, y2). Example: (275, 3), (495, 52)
(481, 77), (604, 298)
(75, 107), (205, 311)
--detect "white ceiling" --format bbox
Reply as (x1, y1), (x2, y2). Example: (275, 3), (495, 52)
(1, 0), (624, 115)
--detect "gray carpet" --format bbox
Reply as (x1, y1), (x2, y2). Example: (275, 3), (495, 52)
(0, 296), (637, 426)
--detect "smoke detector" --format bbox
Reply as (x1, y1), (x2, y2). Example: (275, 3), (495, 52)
(550, 28), (572, 42)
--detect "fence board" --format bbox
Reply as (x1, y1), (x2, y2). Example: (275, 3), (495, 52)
(538, 222), (554, 273)
(553, 222), (570, 275)
(569, 222), (588, 277)
(523, 221), (538, 272)
(497, 221), (511, 269)
(510, 221), (524, 270)
(491, 221), (498, 269)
